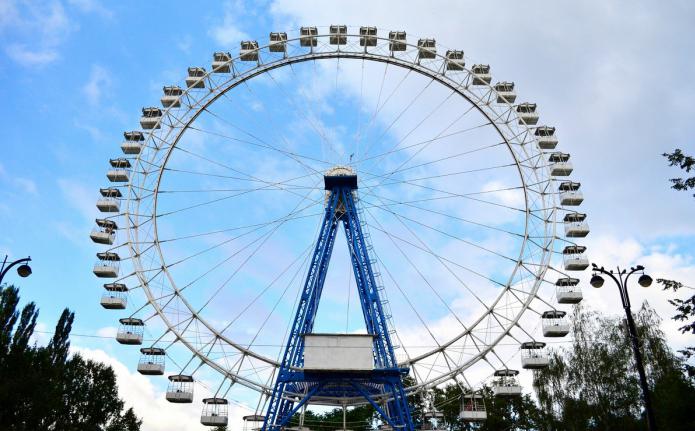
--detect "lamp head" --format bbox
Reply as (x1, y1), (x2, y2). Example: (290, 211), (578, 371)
(590, 274), (604, 288)
(16, 264), (32, 278)
(638, 274), (652, 288)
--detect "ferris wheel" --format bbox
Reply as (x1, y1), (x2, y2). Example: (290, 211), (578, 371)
(90, 25), (590, 428)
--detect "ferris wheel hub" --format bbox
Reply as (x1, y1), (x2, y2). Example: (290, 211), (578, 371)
(324, 165), (358, 191)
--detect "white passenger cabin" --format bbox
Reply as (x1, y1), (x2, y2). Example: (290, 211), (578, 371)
(166, 374), (194, 403)
(417, 38), (436, 59)
(535, 126), (558, 149)
(521, 341), (549, 369)
(564, 212), (589, 237)
(100, 282), (127, 309)
(548, 152), (573, 176)
(121, 131), (144, 155)
(419, 411), (445, 431)
(212, 52), (232, 73)
(161, 86), (183, 108)
(186, 67), (206, 89)
(360, 26), (377, 47)
(471, 64), (491, 85)
(329, 25), (347, 45)
(516, 103), (539, 125)
(90, 218), (117, 245)
(445, 50), (465, 71)
(494, 82), (516, 103)
(269, 32), (288, 52)
(138, 347), (165, 375)
(542, 310), (570, 337)
(201, 398), (228, 426)
(140, 107), (162, 130)
(559, 182), (584, 206)
(107, 158), (130, 183)
(556, 277), (583, 304)
(563, 245), (589, 271)
(240, 41), (260, 61)
(96, 188), (121, 213)
(300, 26), (318, 47)
(93, 252), (120, 278)
(116, 317), (144, 344)
(388, 31), (407, 51)
(242, 414), (266, 431)
(492, 369), (522, 397)
(459, 394), (486, 421)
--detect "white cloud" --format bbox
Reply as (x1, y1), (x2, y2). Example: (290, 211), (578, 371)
(57, 178), (97, 222)
(1, 0), (74, 67)
(74, 346), (256, 431)
(97, 326), (117, 338)
(2, 0), (113, 67)
(82, 64), (112, 106)
(5, 43), (59, 66)
(67, 0), (113, 19)
(209, 1), (249, 46)
(0, 161), (39, 197)
(177, 34), (193, 54)
(0, 0), (20, 29)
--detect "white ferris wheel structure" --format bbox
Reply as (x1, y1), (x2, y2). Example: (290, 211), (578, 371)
(90, 25), (590, 428)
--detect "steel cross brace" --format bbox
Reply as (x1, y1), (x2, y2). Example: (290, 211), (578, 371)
(263, 180), (414, 431)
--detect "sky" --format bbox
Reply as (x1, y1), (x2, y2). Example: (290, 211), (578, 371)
(1, 1), (695, 430)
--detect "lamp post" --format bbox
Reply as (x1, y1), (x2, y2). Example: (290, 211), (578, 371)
(0, 255), (33, 285)
(590, 263), (657, 431)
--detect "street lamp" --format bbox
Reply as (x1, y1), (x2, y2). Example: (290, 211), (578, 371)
(0, 255), (33, 285)
(590, 263), (657, 431)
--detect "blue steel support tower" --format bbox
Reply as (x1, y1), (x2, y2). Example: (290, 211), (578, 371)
(263, 168), (414, 431)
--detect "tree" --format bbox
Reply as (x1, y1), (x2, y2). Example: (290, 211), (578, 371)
(0, 285), (141, 431)
(660, 149), (695, 368)
(533, 303), (695, 431)
(663, 149), (695, 196)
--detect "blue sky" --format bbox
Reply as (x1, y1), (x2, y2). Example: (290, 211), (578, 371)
(2, 1), (695, 430)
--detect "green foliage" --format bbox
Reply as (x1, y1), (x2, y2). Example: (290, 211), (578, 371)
(280, 302), (694, 431)
(657, 278), (695, 363)
(533, 304), (695, 431)
(663, 149), (695, 196)
(287, 405), (376, 431)
(0, 285), (141, 431)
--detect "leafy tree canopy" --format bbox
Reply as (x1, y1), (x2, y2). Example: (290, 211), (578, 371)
(0, 285), (142, 431)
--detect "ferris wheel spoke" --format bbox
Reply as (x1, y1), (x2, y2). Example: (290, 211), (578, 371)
(190, 180), (322, 316)
(359, 191), (524, 239)
(169, 200), (318, 294)
(364, 210), (470, 335)
(353, 120), (495, 169)
(363, 197), (519, 263)
(160, 165), (291, 183)
(155, 176), (323, 219)
(360, 162), (518, 190)
(264, 63), (344, 161)
(363, 216), (513, 367)
(354, 57), (366, 161)
(370, 177), (527, 213)
(366, 220), (504, 287)
(362, 139), (507, 179)
(355, 60), (410, 162)
(358, 73), (437, 165)
(361, 92), (478, 177)
(197, 105), (328, 175)
(170, 143), (321, 190)
(370, 246), (443, 348)
(158, 208), (322, 244)
(218, 241), (315, 339)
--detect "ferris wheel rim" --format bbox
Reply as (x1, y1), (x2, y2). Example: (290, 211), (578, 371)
(120, 30), (559, 397)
